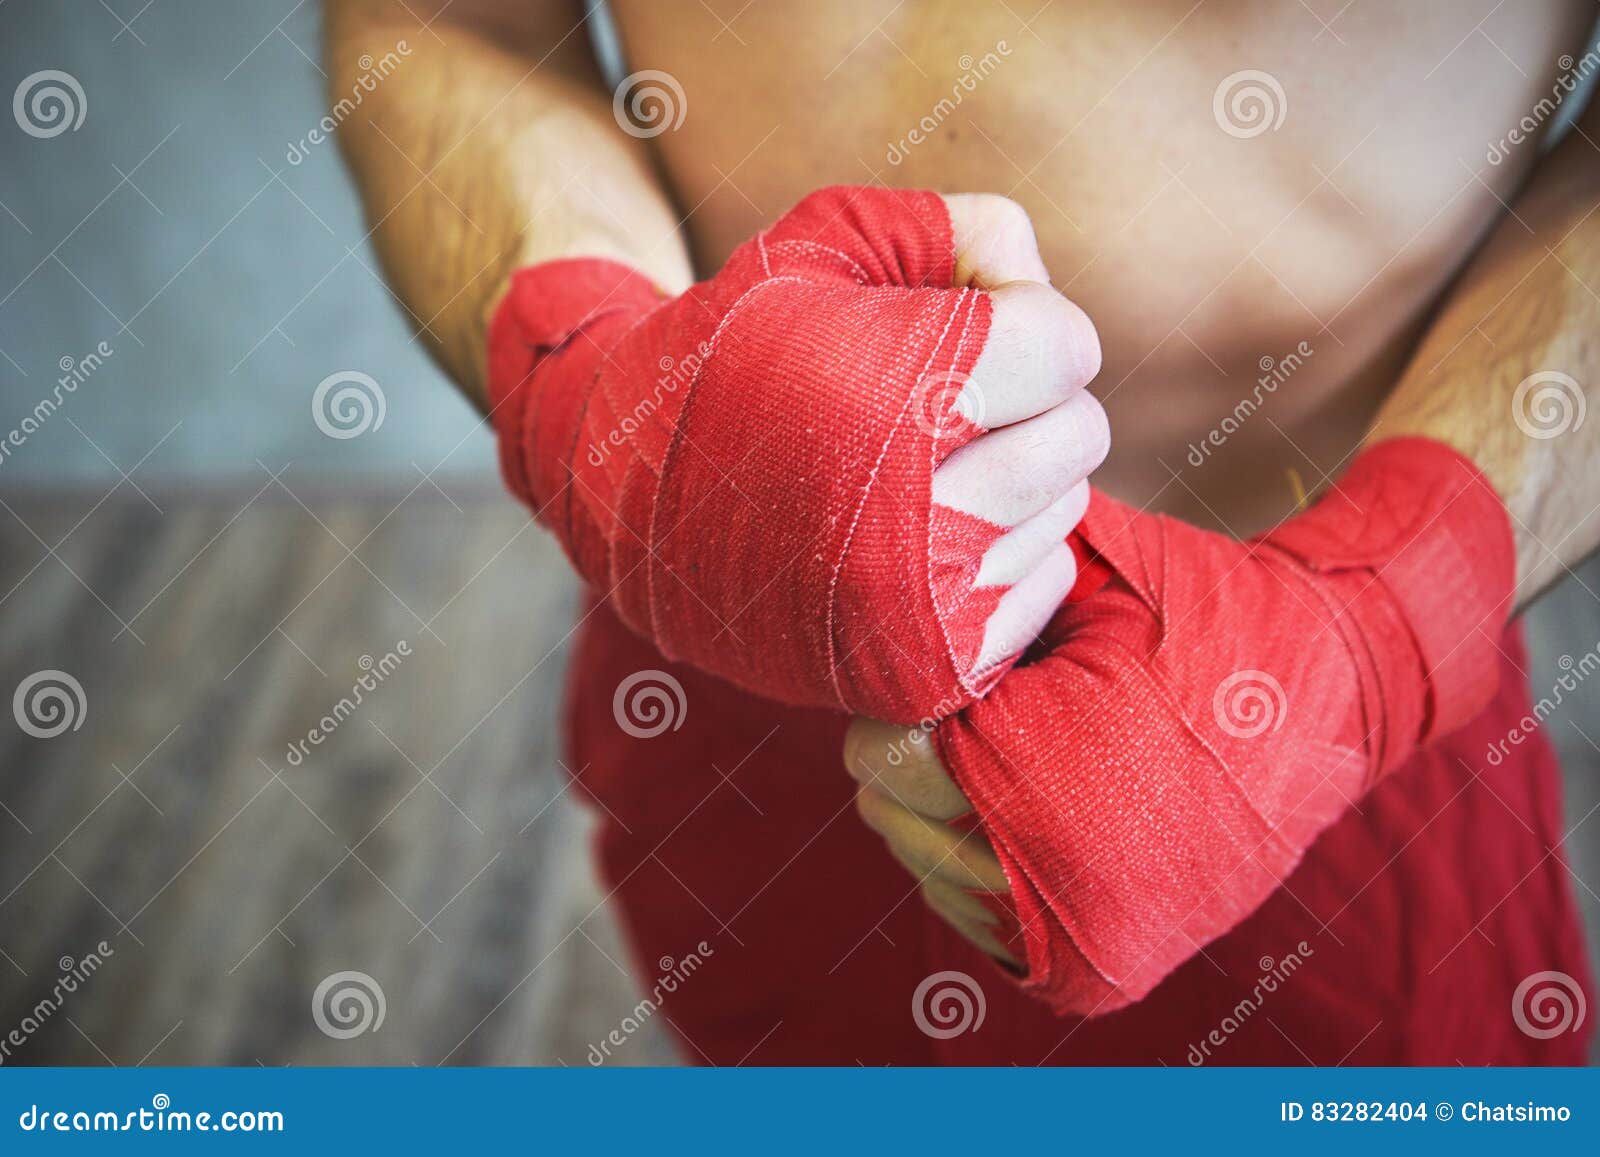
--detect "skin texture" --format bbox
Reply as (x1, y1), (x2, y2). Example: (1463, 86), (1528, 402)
(328, 0), (1600, 965)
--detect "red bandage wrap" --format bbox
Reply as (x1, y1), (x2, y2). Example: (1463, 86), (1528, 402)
(937, 437), (1517, 1014)
(488, 188), (1019, 723)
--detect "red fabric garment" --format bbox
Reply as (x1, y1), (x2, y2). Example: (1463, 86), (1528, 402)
(936, 438), (1518, 1014)
(564, 598), (1592, 1065)
(488, 186), (1022, 725)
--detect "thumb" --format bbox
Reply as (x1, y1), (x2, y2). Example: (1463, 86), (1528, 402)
(942, 193), (1052, 289)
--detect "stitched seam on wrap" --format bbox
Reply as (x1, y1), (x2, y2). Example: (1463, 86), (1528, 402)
(760, 238), (874, 287)
(925, 292), (987, 696)
(641, 275), (811, 656)
(823, 286), (973, 710)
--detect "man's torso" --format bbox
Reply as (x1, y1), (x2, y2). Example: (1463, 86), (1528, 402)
(610, 0), (1594, 532)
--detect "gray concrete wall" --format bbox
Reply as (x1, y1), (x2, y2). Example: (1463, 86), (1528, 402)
(0, 0), (491, 487)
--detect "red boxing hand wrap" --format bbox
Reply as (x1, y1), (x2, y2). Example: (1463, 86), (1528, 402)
(488, 188), (1022, 723)
(937, 437), (1517, 1014)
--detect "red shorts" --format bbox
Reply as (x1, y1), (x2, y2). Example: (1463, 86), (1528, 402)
(565, 599), (1594, 1064)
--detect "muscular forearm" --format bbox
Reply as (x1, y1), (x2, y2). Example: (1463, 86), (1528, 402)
(325, 0), (691, 408)
(1370, 127), (1600, 609)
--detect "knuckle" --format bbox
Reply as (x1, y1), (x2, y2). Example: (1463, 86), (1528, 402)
(1056, 297), (1102, 383)
(1028, 292), (1099, 386)
(995, 277), (1059, 318)
(955, 192), (1032, 233)
(989, 283), (1101, 392)
(983, 285), (1060, 372)
(982, 194), (1035, 240)
(1070, 390), (1112, 466)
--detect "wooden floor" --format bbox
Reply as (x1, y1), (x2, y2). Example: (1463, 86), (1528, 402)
(0, 479), (675, 1065)
(1, 479), (1596, 1065)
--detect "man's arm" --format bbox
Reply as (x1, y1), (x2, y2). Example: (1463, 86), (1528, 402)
(328, 1), (1109, 722)
(848, 97), (1600, 972)
(1370, 99), (1600, 609)
(325, 0), (692, 409)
